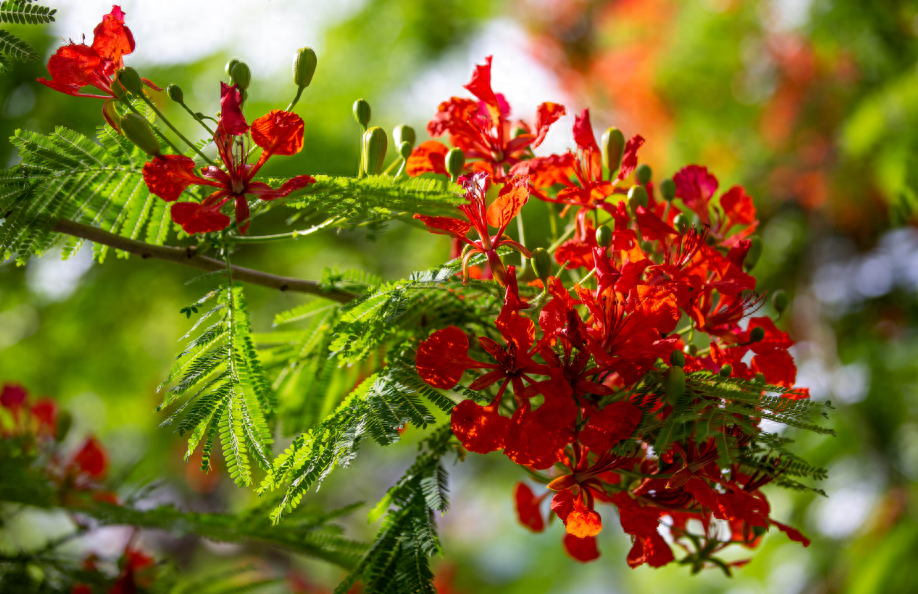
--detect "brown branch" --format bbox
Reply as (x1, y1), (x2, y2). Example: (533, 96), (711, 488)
(52, 219), (357, 303)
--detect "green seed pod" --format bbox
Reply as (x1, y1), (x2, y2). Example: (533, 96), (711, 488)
(166, 84), (184, 104)
(230, 61), (251, 90)
(664, 365), (685, 406)
(531, 247), (552, 281)
(719, 364), (733, 378)
(55, 409), (72, 443)
(684, 343), (698, 357)
(362, 126), (387, 175)
(660, 178), (676, 202)
(673, 214), (688, 234)
(446, 147), (465, 180)
(293, 47), (317, 88)
(670, 349), (685, 367)
(398, 140), (413, 160)
(749, 326), (766, 343)
(353, 98), (371, 129)
(225, 58), (240, 76)
(772, 290), (789, 314)
(595, 224), (613, 248)
(745, 235), (764, 270)
(601, 127), (625, 176)
(636, 164), (652, 185)
(628, 185), (649, 211)
(115, 67), (143, 96)
(120, 113), (162, 157)
(394, 124), (416, 150)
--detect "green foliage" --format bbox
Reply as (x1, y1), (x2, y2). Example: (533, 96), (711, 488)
(0, 28), (38, 65)
(0, 1), (56, 25)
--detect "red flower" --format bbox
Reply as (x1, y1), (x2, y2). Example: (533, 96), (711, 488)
(563, 533), (600, 562)
(1, 383), (27, 420)
(514, 482), (547, 532)
(413, 172), (531, 285)
(673, 165), (758, 247)
(408, 56), (565, 180)
(611, 492), (674, 569)
(142, 84), (316, 235)
(69, 437), (108, 480)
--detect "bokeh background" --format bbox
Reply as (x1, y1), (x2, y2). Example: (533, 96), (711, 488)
(2, 0), (918, 592)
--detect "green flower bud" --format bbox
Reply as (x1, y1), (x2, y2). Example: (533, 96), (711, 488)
(670, 349), (685, 367)
(745, 235), (764, 270)
(636, 164), (652, 185)
(225, 58), (239, 76)
(749, 326), (766, 343)
(446, 147), (465, 180)
(601, 127), (625, 176)
(230, 61), (251, 90)
(362, 126), (387, 175)
(166, 84), (184, 104)
(660, 178), (676, 202)
(120, 113), (161, 157)
(55, 410), (72, 443)
(627, 185), (649, 211)
(719, 364), (733, 378)
(772, 290), (789, 314)
(664, 365), (685, 406)
(531, 247), (552, 281)
(684, 343), (698, 357)
(111, 78), (128, 101)
(394, 124), (416, 149)
(293, 47), (317, 88)
(353, 98), (371, 129)
(398, 140), (413, 160)
(595, 224), (613, 248)
(115, 67), (143, 96)
(102, 100), (121, 130)
(673, 214), (688, 234)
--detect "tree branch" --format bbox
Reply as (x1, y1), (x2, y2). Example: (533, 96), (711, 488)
(52, 219), (357, 303)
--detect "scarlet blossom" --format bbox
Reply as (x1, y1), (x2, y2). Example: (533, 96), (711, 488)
(414, 172), (531, 285)
(0, 383), (27, 420)
(69, 437), (109, 480)
(514, 482), (546, 532)
(672, 165), (758, 247)
(408, 56), (565, 180)
(142, 84), (316, 235)
(611, 492), (674, 569)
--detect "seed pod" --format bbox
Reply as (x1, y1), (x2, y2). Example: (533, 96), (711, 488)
(120, 113), (161, 157)
(394, 124), (416, 149)
(225, 58), (240, 76)
(166, 84), (184, 104)
(749, 326), (766, 343)
(595, 224), (613, 248)
(531, 247), (552, 281)
(293, 47), (317, 88)
(628, 185), (648, 211)
(362, 126), (387, 175)
(636, 164), (652, 185)
(353, 98), (371, 129)
(745, 235), (763, 270)
(55, 410), (72, 443)
(660, 178), (676, 202)
(115, 67), (143, 96)
(230, 61), (251, 90)
(601, 127), (625, 176)
(684, 343), (698, 357)
(398, 140), (413, 160)
(673, 214), (688, 234)
(664, 366), (685, 406)
(670, 349), (685, 367)
(719, 364), (733, 378)
(446, 147), (465, 180)
(772, 290), (789, 314)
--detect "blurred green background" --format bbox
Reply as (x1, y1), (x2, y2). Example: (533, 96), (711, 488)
(1, 0), (917, 592)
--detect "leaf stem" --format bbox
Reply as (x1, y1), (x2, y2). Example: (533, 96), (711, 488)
(138, 95), (216, 165)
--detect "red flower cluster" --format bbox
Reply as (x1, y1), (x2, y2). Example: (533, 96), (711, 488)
(413, 60), (811, 570)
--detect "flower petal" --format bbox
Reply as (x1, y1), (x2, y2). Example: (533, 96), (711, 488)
(416, 326), (480, 389)
(406, 140), (451, 177)
(463, 56), (500, 111)
(413, 213), (471, 238)
(514, 482), (546, 532)
(563, 534), (600, 562)
(486, 175), (529, 229)
(616, 134), (645, 182)
(246, 175), (316, 200)
(251, 110), (305, 156)
(573, 108), (599, 152)
(37, 44), (105, 96)
(71, 437), (108, 478)
(451, 398), (509, 454)
(532, 102), (566, 148)
(91, 6), (135, 71)
(142, 155), (205, 202)
(579, 401), (642, 452)
(217, 82), (248, 135)
(170, 201), (231, 235)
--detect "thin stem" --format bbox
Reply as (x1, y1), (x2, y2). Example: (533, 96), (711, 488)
(230, 217), (338, 244)
(180, 103), (214, 135)
(547, 223), (577, 254)
(286, 86), (304, 112)
(138, 95), (216, 166)
(383, 157), (403, 176)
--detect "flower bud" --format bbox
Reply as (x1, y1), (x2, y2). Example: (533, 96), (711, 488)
(362, 126), (387, 175)
(230, 61), (251, 90)
(398, 140), (413, 160)
(601, 127), (625, 176)
(115, 67), (143, 96)
(772, 290), (789, 314)
(636, 164), (652, 185)
(531, 247), (552, 281)
(293, 47), (317, 88)
(664, 365), (685, 406)
(120, 113), (161, 157)
(111, 78), (128, 101)
(627, 185), (648, 210)
(719, 364), (733, 378)
(673, 214), (688, 234)
(670, 349), (685, 367)
(353, 98), (371, 129)
(446, 147), (465, 180)
(166, 84), (184, 104)
(745, 235), (763, 270)
(55, 409), (72, 442)
(595, 224), (613, 248)
(394, 124), (416, 150)
(684, 343), (697, 357)
(660, 178), (676, 202)
(225, 58), (239, 76)
(102, 100), (121, 130)
(749, 326), (765, 343)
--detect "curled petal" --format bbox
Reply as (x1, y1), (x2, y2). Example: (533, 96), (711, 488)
(627, 533), (674, 569)
(572, 108), (599, 152)
(566, 502), (603, 538)
(463, 56), (500, 111)
(246, 175), (316, 200)
(217, 82), (248, 135)
(673, 165), (719, 221)
(251, 110), (305, 156)
(413, 213), (471, 238)
(91, 6), (135, 70)
(616, 134), (645, 182)
(720, 185), (757, 227)
(142, 155), (206, 202)
(171, 201), (231, 235)
(485, 176), (529, 229)
(407, 140), (451, 177)
(563, 534), (600, 563)
(514, 482), (545, 532)
(416, 326), (480, 389)
(532, 102), (566, 148)
(771, 519), (811, 547)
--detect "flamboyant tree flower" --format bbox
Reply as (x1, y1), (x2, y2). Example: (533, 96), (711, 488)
(407, 56), (566, 180)
(413, 172), (531, 285)
(142, 83), (316, 235)
(672, 165), (758, 247)
(37, 6), (159, 129)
